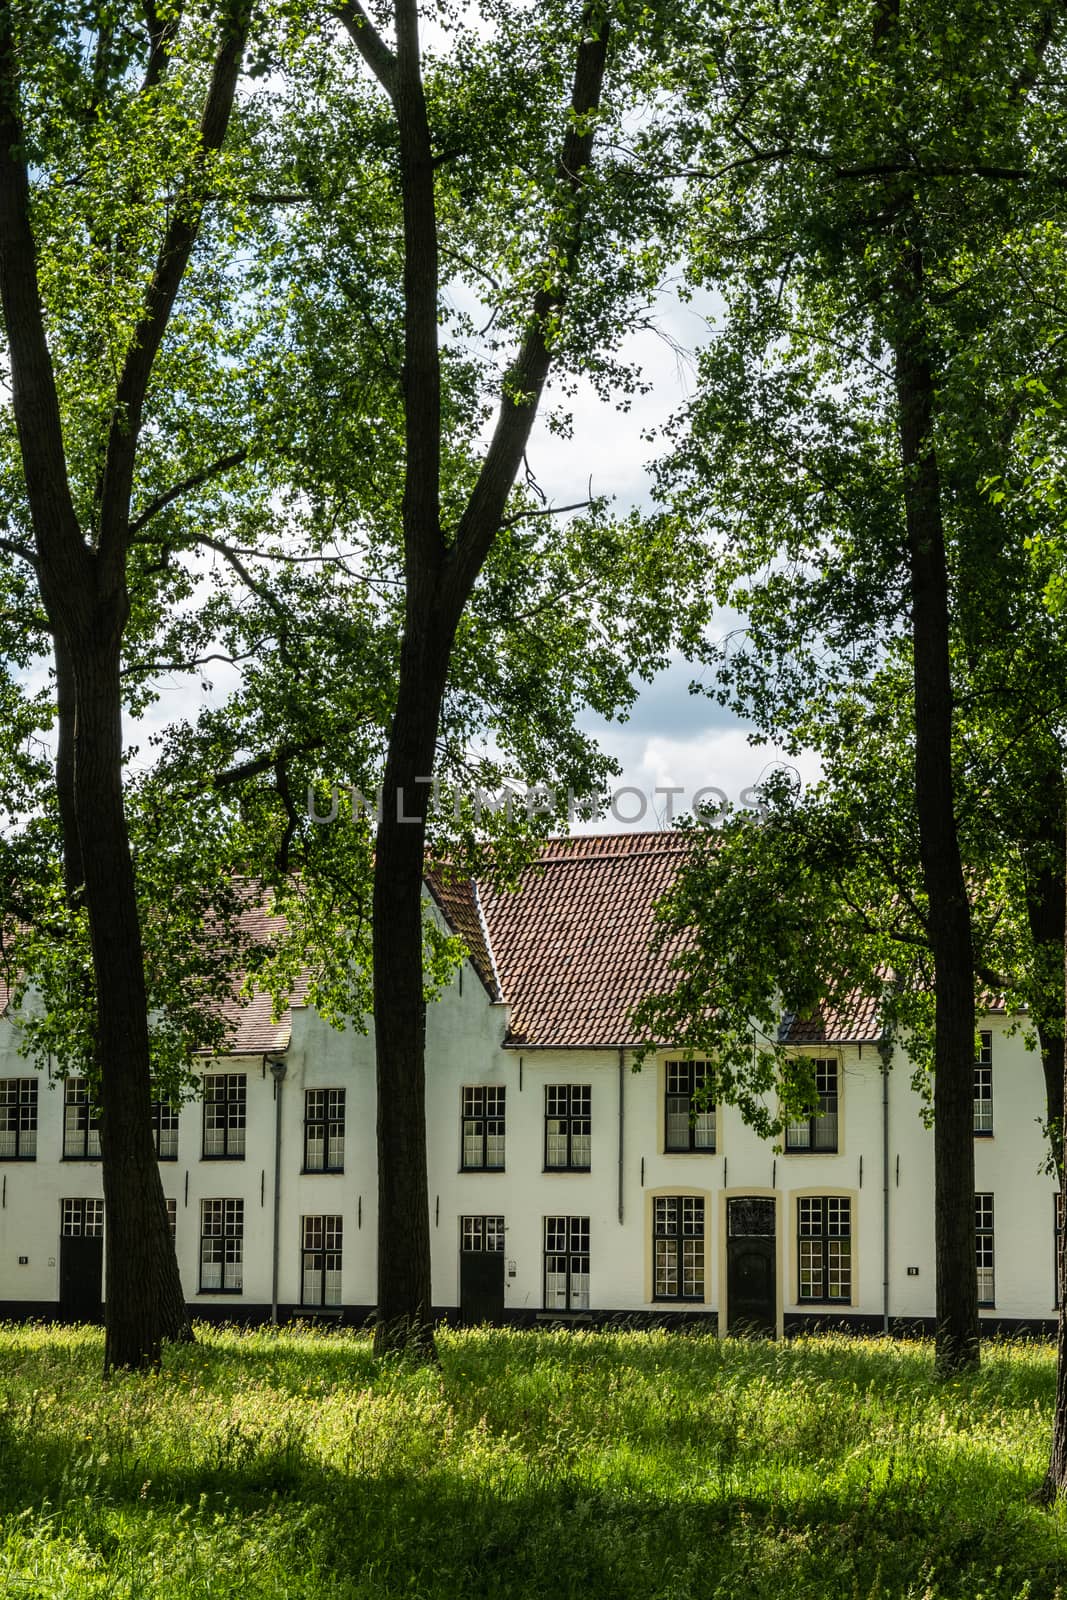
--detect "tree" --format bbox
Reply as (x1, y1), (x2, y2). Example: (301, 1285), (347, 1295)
(0, 0), (255, 1369)
(651, 0), (1067, 1372)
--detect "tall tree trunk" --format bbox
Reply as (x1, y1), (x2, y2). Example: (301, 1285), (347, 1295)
(371, 612), (449, 1356)
(1041, 769), (1067, 1501)
(73, 633), (191, 1366)
(1020, 757), (1066, 1180)
(895, 263), (980, 1374)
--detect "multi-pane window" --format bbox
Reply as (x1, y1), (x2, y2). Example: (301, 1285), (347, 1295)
(0, 1078), (37, 1160)
(200, 1199), (243, 1292)
(63, 1078), (101, 1160)
(202, 1074), (246, 1159)
(461, 1215), (505, 1252)
(301, 1215), (343, 1307)
(976, 1193), (995, 1306)
(653, 1196), (705, 1301)
(61, 1197), (104, 1237)
(545, 1085), (591, 1170)
(797, 1196), (852, 1303)
(974, 1032), (993, 1135)
(461, 1086), (505, 1170)
(304, 1088), (346, 1172)
(664, 1060), (715, 1152)
(152, 1099), (179, 1161)
(786, 1060), (839, 1152)
(543, 1215), (589, 1311)
(165, 1197), (177, 1240)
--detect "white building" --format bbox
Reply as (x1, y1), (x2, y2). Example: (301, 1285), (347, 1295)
(0, 832), (1058, 1335)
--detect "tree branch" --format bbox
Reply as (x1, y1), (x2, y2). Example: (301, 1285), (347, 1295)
(127, 447), (248, 537)
(335, 1), (398, 98)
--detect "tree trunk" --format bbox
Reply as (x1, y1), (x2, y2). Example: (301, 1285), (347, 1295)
(1041, 770), (1067, 1500)
(895, 268), (980, 1374)
(371, 608), (450, 1357)
(72, 633), (191, 1368)
(1020, 758), (1066, 1180)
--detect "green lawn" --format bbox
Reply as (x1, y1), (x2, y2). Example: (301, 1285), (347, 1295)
(0, 1324), (1064, 1598)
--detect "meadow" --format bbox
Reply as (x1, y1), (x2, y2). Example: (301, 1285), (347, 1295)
(0, 1323), (1063, 1598)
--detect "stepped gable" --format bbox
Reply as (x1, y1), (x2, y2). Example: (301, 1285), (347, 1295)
(478, 832), (692, 1049)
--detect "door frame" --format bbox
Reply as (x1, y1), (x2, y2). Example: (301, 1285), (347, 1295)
(719, 1187), (783, 1339)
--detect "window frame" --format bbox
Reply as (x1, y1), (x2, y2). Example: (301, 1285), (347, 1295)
(460, 1084), (506, 1171)
(544, 1084), (591, 1172)
(461, 1215), (505, 1253)
(973, 1031), (993, 1137)
(796, 1194), (852, 1305)
(663, 1059), (716, 1153)
(62, 1077), (101, 1161)
(199, 1197), (244, 1293)
(543, 1215), (590, 1312)
(652, 1194), (706, 1303)
(0, 1076), (37, 1161)
(152, 1098), (179, 1161)
(303, 1088), (346, 1173)
(61, 1196), (104, 1237)
(301, 1214), (343, 1308)
(201, 1073), (247, 1160)
(976, 1192), (995, 1307)
(785, 1059), (839, 1154)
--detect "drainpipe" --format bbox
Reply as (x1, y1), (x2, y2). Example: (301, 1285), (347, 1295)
(617, 1048), (625, 1224)
(268, 1055), (288, 1327)
(877, 1034), (893, 1335)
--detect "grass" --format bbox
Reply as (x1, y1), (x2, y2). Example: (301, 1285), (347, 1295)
(0, 1326), (1064, 1598)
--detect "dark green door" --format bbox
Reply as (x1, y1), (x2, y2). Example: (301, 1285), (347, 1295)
(726, 1197), (776, 1336)
(59, 1236), (103, 1325)
(460, 1250), (505, 1324)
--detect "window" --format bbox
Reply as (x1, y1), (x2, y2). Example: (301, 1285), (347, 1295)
(166, 1197), (177, 1240)
(63, 1077), (101, 1160)
(0, 1078), (37, 1160)
(786, 1060), (839, 1152)
(304, 1089), (345, 1172)
(301, 1215), (342, 1307)
(653, 1196), (705, 1301)
(152, 1099), (179, 1161)
(202, 1074), (246, 1159)
(461, 1215), (505, 1252)
(61, 1197), (104, 1237)
(200, 1198), (243, 1292)
(543, 1215), (589, 1311)
(461, 1085), (505, 1170)
(664, 1060), (715, 1152)
(976, 1193), (995, 1306)
(797, 1196), (851, 1303)
(545, 1085), (591, 1170)
(974, 1032), (993, 1135)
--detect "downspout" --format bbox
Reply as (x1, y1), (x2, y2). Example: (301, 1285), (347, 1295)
(618, 1048), (625, 1224)
(268, 1055), (288, 1326)
(877, 1033), (893, 1335)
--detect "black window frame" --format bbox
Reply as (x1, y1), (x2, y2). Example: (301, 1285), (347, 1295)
(785, 1059), (839, 1153)
(797, 1195), (852, 1304)
(543, 1215), (589, 1311)
(303, 1088), (346, 1173)
(152, 1098), (179, 1161)
(0, 1077), (37, 1161)
(974, 1031), (993, 1136)
(652, 1195), (706, 1302)
(201, 1073), (247, 1160)
(199, 1197), (244, 1293)
(544, 1084), (591, 1171)
(663, 1060), (716, 1153)
(976, 1192), (995, 1307)
(461, 1085), (505, 1171)
(460, 1215), (505, 1252)
(62, 1077), (101, 1161)
(301, 1214), (343, 1307)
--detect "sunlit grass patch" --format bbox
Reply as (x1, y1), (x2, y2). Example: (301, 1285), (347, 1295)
(0, 1323), (1062, 1597)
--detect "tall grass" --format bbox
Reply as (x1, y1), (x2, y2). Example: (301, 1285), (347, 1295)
(0, 1324), (1062, 1597)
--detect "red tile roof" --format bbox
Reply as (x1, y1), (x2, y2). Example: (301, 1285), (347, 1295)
(425, 868), (500, 999)
(778, 991), (882, 1047)
(478, 832), (692, 1048)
